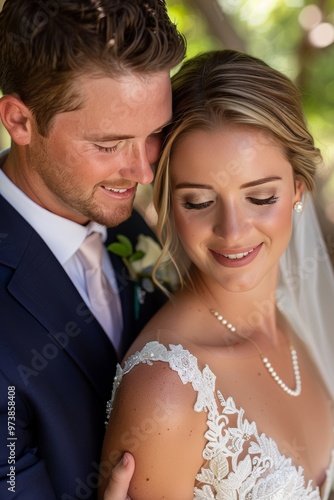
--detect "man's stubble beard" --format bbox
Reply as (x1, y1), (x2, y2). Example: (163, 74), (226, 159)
(43, 175), (135, 227)
(30, 142), (134, 227)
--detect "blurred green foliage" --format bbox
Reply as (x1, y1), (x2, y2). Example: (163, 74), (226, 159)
(167, 0), (334, 145)
(166, 0), (220, 60)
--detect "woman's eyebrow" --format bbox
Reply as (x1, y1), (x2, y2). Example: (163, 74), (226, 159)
(174, 182), (213, 190)
(174, 177), (282, 190)
(240, 176), (282, 188)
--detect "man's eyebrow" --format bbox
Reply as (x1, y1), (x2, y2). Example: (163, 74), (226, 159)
(85, 119), (172, 142)
(86, 134), (133, 142)
(240, 176), (282, 188)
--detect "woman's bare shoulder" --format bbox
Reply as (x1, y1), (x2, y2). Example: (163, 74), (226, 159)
(103, 344), (207, 499)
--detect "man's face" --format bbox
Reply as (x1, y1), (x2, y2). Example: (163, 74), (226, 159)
(21, 72), (172, 226)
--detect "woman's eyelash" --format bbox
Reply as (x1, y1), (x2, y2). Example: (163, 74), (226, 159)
(182, 201), (213, 210)
(182, 196), (278, 210)
(248, 195), (279, 205)
(95, 144), (119, 153)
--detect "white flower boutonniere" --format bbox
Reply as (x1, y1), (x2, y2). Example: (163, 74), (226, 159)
(108, 234), (178, 318)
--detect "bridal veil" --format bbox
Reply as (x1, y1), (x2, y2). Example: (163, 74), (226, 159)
(278, 194), (334, 399)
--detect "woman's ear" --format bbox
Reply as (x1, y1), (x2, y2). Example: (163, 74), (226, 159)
(294, 178), (306, 203)
(0, 95), (33, 145)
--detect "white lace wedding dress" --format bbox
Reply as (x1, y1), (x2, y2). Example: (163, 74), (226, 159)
(108, 341), (334, 500)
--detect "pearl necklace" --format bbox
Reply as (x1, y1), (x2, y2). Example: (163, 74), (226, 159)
(209, 309), (302, 397)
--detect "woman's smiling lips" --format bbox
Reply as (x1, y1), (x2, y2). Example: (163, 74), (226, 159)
(210, 243), (263, 268)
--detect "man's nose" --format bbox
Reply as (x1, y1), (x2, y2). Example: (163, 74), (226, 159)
(120, 144), (154, 185)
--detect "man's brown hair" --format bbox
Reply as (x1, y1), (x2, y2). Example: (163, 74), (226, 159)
(0, 0), (186, 135)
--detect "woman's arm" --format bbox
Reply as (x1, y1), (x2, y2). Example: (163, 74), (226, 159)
(99, 361), (207, 500)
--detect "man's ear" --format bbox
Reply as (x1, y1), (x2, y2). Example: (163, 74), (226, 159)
(0, 95), (33, 145)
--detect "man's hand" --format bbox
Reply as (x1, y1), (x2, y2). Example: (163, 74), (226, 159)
(103, 453), (135, 500)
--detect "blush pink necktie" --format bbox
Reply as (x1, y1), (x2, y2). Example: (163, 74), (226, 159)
(77, 232), (119, 348)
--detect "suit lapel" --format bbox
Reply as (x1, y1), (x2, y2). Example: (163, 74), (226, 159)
(1, 197), (117, 400)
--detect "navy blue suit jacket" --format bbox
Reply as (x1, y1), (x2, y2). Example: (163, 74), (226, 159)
(0, 193), (165, 499)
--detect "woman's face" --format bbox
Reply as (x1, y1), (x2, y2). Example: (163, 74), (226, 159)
(170, 126), (304, 293)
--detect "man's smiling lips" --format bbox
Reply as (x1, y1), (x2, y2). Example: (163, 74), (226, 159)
(210, 243), (263, 267)
(100, 184), (136, 199)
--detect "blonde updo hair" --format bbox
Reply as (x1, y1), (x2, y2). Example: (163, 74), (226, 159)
(153, 50), (323, 291)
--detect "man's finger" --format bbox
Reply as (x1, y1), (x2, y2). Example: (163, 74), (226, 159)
(103, 453), (135, 500)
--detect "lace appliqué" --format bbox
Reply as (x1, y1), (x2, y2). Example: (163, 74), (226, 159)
(106, 341), (334, 499)
(106, 342), (203, 422)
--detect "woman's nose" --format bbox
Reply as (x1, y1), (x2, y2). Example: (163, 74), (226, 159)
(213, 202), (249, 243)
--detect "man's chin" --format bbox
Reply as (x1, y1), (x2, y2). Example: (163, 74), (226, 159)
(91, 206), (134, 228)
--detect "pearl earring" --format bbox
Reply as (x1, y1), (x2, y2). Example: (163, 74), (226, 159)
(293, 201), (303, 213)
